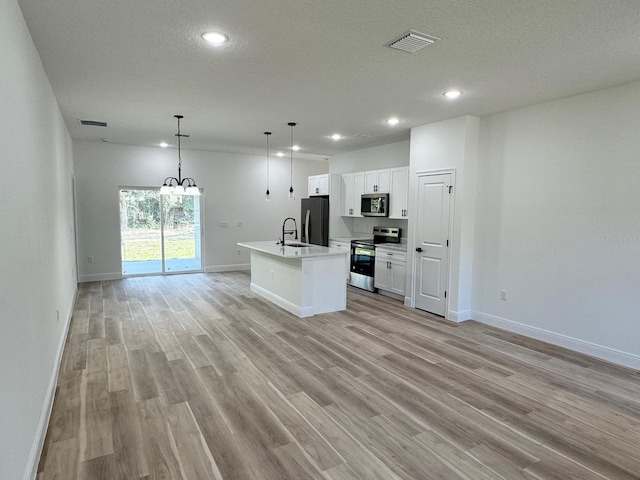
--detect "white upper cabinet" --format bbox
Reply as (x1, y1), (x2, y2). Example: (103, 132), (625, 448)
(341, 172), (364, 217)
(308, 174), (330, 196)
(364, 169), (390, 193)
(389, 166), (409, 219)
(342, 167), (409, 218)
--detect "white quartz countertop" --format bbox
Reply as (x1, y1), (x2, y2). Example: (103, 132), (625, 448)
(375, 242), (408, 252)
(238, 241), (349, 259)
(329, 237), (369, 243)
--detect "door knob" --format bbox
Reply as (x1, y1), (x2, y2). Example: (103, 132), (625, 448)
(416, 247), (423, 252)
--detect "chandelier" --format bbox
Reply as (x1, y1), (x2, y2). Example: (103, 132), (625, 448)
(160, 115), (200, 195)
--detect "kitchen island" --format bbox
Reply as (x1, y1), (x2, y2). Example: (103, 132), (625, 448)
(237, 241), (349, 317)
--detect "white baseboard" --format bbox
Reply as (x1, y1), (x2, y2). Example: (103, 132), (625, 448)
(471, 310), (640, 370)
(250, 283), (312, 318)
(78, 272), (122, 283)
(78, 265), (251, 282)
(25, 287), (77, 480)
(377, 289), (404, 302)
(205, 263), (250, 273)
(447, 309), (471, 323)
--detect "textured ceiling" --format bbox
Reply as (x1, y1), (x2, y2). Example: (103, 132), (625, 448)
(16, 0), (640, 159)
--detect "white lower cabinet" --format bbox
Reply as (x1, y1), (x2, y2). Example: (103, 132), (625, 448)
(329, 240), (351, 280)
(374, 248), (406, 296)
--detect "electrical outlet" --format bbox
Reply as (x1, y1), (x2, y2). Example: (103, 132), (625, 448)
(88, 256), (94, 263)
(237, 249), (242, 255)
(500, 290), (507, 301)
(237, 221), (243, 227)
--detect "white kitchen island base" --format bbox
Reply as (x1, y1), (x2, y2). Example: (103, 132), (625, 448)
(238, 242), (348, 318)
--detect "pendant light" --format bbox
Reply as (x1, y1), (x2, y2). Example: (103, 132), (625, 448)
(288, 122), (296, 200)
(264, 131), (271, 202)
(160, 115), (200, 196)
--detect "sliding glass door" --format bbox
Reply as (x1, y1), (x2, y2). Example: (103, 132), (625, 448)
(161, 193), (202, 273)
(119, 188), (202, 276)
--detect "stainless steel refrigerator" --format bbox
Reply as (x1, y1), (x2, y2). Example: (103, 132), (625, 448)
(301, 197), (329, 246)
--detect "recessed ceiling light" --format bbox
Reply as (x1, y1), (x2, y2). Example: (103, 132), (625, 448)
(331, 134), (342, 140)
(386, 117), (400, 126)
(202, 31), (229, 45)
(292, 145), (300, 151)
(276, 152), (284, 157)
(444, 90), (462, 99)
(159, 142), (169, 148)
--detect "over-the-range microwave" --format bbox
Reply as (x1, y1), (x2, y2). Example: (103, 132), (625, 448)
(361, 193), (389, 217)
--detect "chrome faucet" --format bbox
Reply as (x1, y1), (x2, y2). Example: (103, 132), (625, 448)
(280, 217), (298, 246)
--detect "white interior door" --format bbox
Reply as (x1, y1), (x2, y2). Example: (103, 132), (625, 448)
(413, 173), (451, 316)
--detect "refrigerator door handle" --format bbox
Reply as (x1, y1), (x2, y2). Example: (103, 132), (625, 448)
(305, 209), (311, 243)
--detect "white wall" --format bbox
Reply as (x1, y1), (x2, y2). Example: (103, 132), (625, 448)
(329, 140), (410, 237)
(472, 81), (640, 368)
(74, 141), (328, 280)
(0, 1), (77, 478)
(409, 116), (480, 320)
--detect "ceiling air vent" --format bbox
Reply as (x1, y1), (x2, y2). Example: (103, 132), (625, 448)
(387, 30), (439, 53)
(79, 119), (108, 127)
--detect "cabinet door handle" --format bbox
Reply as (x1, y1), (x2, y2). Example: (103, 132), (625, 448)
(416, 247), (423, 252)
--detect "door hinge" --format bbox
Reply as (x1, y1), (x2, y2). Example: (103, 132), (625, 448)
(444, 290), (447, 298)
(448, 185), (453, 194)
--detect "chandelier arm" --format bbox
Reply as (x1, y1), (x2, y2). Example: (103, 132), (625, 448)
(183, 177), (197, 186)
(163, 176), (179, 185)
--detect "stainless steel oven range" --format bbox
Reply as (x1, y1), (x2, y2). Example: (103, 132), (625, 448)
(349, 226), (401, 292)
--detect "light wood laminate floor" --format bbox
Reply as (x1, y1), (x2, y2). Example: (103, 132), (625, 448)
(38, 272), (640, 479)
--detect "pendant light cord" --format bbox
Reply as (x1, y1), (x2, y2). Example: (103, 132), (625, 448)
(288, 122), (296, 192)
(264, 132), (271, 195)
